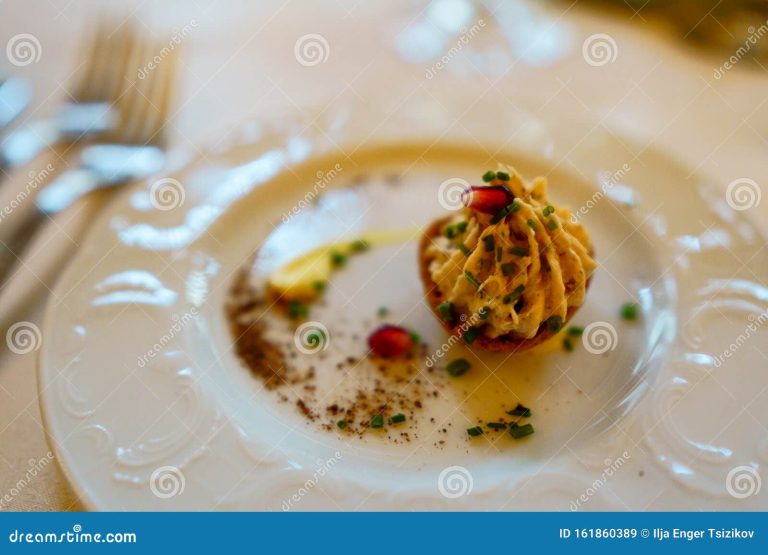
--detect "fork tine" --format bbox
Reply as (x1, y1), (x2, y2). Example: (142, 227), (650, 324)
(111, 37), (153, 145)
(140, 43), (177, 147)
(103, 22), (137, 102)
(71, 22), (108, 102)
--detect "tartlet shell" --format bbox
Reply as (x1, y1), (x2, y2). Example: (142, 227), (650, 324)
(418, 216), (594, 353)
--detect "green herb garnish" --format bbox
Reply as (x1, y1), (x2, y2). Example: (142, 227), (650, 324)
(510, 423), (535, 439)
(462, 326), (479, 344)
(482, 235), (495, 252)
(567, 326), (584, 336)
(527, 219), (538, 230)
(456, 221), (468, 233)
(482, 171), (496, 183)
(438, 301), (454, 321)
(621, 302), (639, 321)
(543, 205), (555, 217)
(457, 243), (471, 256)
(563, 338), (574, 352)
(391, 413), (406, 424)
(503, 285), (525, 304)
(337, 420), (348, 429)
(446, 358), (471, 377)
(487, 422), (507, 430)
(330, 250), (347, 267)
(496, 171), (510, 181)
(409, 331), (421, 344)
(490, 201), (520, 225)
(545, 315), (564, 333)
(313, 280), (326, 292)
(546, 219), (558, 231)
(464, 270), (481, 289)
(371, 414), (384, 429)
(509, 246), (529, 257)
(501, 262), (516, 277)
(467, 426), (484, 437)
(377, 306), (389, 317)
(350, 239), (369, 252)
(288, 300), (309, 319)
(507, 403), (532, 418)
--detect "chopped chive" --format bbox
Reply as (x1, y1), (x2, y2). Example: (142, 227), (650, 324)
(467, 426), (484, 437)
(543, 205), (555, 217)
(370, 414), (384, 428)
(446, 358), (471, 377)
(621, 302), (639, 321)
(444, 226), (456, 239)
(509, 246), (529, 257)
(482, 171), (496, 183)
(337, 419), (348, 429)
(496, 171), (510, 181)
(313, 280), (326, 292)
(510, 423), (535, 439)
(487, 422), (507, 430)
(456, 221), (468, 233)
(330, 250), (347, 266)
(482, 235), (495, 252)
(457, 243), (471, 256)
(567, 326), (584, 336)
(563, 338), (574, 352)
(526, 219), (538, 230)
(437, 301), (454, 321)
(288, 300), (309, 319)
(503, 285), (525, 304)
(408, 330), (421, 344)
(490, 202), (520, 225)
(462, 326), (479, 344)
(464, 270), (481, 289)
(391, 413), (406, 424)
(495, 246), (502, 262)
(501, 262), (516, 276)
(545, 315), (564, 333)
(377, 306), (389, 317)
(546, 219), (558, 231)
(507, 403), (532, 418)
(478, 306), (491, 320)
(350, 239), (369, 252)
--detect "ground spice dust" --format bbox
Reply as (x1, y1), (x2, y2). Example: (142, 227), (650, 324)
(227, 269), (436, 441)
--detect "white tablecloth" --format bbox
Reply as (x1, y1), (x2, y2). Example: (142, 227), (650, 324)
(1, 0), (766, 511)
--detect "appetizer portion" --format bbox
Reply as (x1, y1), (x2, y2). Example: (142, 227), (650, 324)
(420, 167), (597, 351)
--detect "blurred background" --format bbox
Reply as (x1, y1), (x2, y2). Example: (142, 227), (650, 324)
(0, 0), (766, 511)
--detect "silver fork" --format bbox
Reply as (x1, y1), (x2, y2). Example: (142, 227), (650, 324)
(0, 22), (136, 170)
(0, 36), (177, 324)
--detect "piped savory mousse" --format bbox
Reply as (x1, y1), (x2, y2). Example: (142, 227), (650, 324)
(419, 167), (596, 352)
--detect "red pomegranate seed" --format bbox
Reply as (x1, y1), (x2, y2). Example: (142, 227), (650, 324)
(461, 185), (514, 215)
(368, 325), (414, 358)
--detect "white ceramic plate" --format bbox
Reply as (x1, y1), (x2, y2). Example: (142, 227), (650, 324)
(39, 97), (768, 510)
